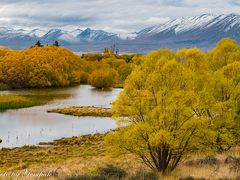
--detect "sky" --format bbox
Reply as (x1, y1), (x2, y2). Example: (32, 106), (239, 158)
(0, 0), (239, 33)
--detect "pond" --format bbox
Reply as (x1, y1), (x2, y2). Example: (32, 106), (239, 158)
(0, 85), (122, 147)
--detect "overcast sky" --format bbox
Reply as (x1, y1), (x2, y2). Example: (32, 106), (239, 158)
(0, 0), (239, 33)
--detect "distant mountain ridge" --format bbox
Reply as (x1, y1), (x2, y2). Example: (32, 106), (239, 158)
(0, 14), (240, 53)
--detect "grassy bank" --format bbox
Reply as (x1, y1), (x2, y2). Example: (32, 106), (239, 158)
(48, 106), (112, 117)
(0, 133), (239, 179)
(0, 94), (70, 111)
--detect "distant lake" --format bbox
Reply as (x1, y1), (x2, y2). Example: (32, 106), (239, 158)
(0, 85), (122, 148)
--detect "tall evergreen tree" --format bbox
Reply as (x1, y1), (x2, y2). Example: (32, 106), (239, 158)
(35, 41), (42, 47)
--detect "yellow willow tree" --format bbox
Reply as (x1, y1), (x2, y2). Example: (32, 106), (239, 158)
(105, 46), (239, 173)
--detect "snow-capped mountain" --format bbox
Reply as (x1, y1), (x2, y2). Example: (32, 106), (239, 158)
(138, 14), (217, 36)
(76, 28), (117, 42)
(0, 27), (117, 43)
(137, 14), (240, 37)
(132, 14), (240, 52)
(0, 14), (239, 53)
(69, 29), (83, 37)
(28, 29), (48, 37)
(138, 14), (240, 36)
(41, 29), (76, 43)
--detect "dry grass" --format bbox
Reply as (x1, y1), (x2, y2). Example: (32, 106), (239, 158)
(48, 106), (112, 117)
(0, 46), (11, 50)
(0, 133), (239, 180)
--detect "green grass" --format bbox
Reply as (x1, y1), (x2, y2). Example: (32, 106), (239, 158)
(48, 106), (112, 117)
(0, 94), (70, 111)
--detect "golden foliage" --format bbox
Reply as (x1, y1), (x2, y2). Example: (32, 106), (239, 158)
(0, 46), (84, 88)
(106, 38), (240, 173)
(89, 68), (119, 89)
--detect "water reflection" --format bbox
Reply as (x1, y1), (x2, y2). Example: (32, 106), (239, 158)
(0, 85), (122, 147)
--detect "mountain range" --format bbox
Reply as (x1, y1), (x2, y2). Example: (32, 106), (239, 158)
(0, 14), (240, 53)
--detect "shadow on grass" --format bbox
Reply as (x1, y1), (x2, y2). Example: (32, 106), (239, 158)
(66, 164), (158, 180)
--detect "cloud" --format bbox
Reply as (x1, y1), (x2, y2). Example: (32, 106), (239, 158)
(229, 1), (240, 6)
(159, 0), (189, 7)
(145, 17), (171, 24)
(0, 0), (239, 33)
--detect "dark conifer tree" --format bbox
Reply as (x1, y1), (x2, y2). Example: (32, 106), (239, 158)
(35, 40), (42, 47)
(53, 41), (59, 47)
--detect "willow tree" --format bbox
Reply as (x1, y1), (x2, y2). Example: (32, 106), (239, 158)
(105, 42), (240, 173)
(89, 68), (119, 89)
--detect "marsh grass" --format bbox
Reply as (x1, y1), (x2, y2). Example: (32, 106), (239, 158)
(0, 94), (70, 111)
(48, 106), (112, 117)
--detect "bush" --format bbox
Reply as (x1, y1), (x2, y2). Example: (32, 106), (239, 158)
(89, 68), (119, 89)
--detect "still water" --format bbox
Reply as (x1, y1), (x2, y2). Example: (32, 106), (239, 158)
(0, 85), (122, 147)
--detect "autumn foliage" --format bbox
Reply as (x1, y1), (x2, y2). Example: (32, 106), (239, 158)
(0, 46), (85, 88)
(0, 46), (138, 89)
(106, 38), (240, 173)
(89, 68), (119, 89)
